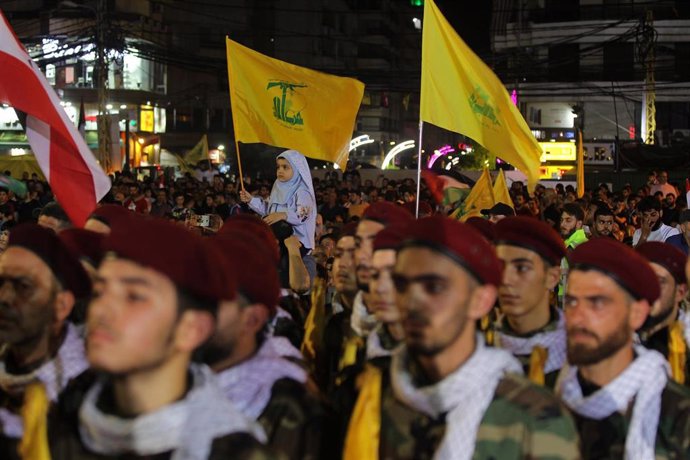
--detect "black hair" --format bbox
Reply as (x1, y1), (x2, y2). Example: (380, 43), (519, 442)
(594, 206), (614, 220)
(637, 196), (662, 213)
(39, 201), (72, 224)
(562, 203), (584, 222)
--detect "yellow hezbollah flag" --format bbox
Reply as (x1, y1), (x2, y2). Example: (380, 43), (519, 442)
(492, 169), (513, 209)
(577, 130), (585, 198)
(226, 38), (365, 169)
(458, 167), (495, 221)
(420, 0), (541, 189)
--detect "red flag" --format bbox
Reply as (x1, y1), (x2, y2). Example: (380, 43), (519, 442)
(0, 11), (110, 226)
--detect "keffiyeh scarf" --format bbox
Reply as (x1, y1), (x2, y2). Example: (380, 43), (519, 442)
(79, 364), (265, 460)
(351, 291), (378, 338)
(495, 310), (567, 374)
(391, 336), (523, 460)
(0, 323), (88, 438)
(557, 346), (669, 460)
(215, 338), (308, 420)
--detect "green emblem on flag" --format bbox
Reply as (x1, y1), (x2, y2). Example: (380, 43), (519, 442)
(267, 80), (307, 127)
(468, 86), (501, 127)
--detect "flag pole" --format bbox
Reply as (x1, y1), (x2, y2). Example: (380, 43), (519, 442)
(233, 139), (245, 193)
(415, 120), (424, 218)
(226, 37), (245, 193)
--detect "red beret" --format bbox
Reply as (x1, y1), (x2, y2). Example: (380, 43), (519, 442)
(339, 222), (358, 240)
(373, 225), (408, 252)
(89, 204), (131, 228)
(570, 238), (660, 304)
(495, 216), (566, 266)
(637, 242), (687, 285)
(8, 223), (91, 298)
(465, 217), (496, 243)
(209, 234), (279, 315)
(362, 202), (414, 227)
(403, 201), (432, 217)
(220, 214), (279, 263)
(102, 217), (230, 306)
(401, 216), (502, 286)
(59, 229), (104, 267)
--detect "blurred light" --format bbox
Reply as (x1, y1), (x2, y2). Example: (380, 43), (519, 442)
(334, 163), (340, 170)
(412, 18), (422, 30)
(105, 104), (113, 110)
(427, 144), (455, 168)
(389, 141), (396, 145)
(218, 144), (225, 151)
(10, 148), (26, 156)
(137, 138), (145, 144)
(350, 134), (375, 152)
(65, 101), (72, 107)
(120, 104), (127, 109)
(510, 89), (518, 105)
(381, 140), (415, 169)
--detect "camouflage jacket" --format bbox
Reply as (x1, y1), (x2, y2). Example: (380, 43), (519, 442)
(47, 371), (276, 460)
(258, 377), (335, 460)
(572, 380), (690, 459)
(341, 357), (581, 460)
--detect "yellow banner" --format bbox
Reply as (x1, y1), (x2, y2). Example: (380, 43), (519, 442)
(577, 130), (585, 198)
(460, 167), (495, 221)
(420, 0), (541, 189)
(493, 169), (513, 208)
(226, 38), (364, 169)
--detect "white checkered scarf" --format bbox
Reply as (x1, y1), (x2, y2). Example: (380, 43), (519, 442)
(495, 310), (567, 374)
(79, 364), (266, 460)
(366, 324), (401, 360)
(351, 291), (378, 338)
(391, 335), (523, 460)
(0, 322), (88, 438)
(557, 346), (669, 460)
(215, 338), (308, 420)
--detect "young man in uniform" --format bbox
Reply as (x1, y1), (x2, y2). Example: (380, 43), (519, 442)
(342, 216), (580, 459)
(559, 237), (690, 458)
(0, 224), (91, 459)
(49, 217), (269, 459)
(493, 216), (566, 388)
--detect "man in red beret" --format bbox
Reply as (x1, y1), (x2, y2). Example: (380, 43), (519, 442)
(636, 242), (690, 384)
(49, 218), (270, 459)
(558, 238), (690, 459)
(0, 224), (91, 459)
(202, 232), (330, 460)
(335, 203), (413, 379)
(341, 216), (579, 459)
(493, 216), (566, 388)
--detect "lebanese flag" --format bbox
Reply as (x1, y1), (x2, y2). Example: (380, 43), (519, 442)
(0, 11), (110, 226)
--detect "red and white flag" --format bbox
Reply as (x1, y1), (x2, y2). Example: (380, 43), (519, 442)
(0, 11), (110, 226)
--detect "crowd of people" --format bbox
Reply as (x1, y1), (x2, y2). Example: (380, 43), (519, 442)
(0, 153), (690, 459)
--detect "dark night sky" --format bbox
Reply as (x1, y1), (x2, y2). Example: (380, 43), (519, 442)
(434, 0), (493, 55)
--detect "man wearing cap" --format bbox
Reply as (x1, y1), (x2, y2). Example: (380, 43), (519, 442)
(637, 242), (690, 385)
(666, 209), (690, 255)
(342, 216), (579, 459)
(49, 218), (270, 459)
(493, 216), (567, 388)
(203, 232), (329, 460)
(337, 203), (413, 377)
(0, 224), (91, 459)
(480, 202), (515, 223)
(558, 238), (690, 459)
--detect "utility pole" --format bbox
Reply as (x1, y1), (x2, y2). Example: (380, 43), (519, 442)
(96, 0), (112, 172)
(640, 10), (656, 145)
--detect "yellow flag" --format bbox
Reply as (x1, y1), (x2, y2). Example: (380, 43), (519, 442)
(226, 38), (364, 169)
(577, 130), (585, 198)
(19, 382), (51, 460)
(184, 134), (209, 167)
(492, 169), (513, 209)
(420, 0), (541, 188)
(343, 365), (382, 460)
(460, 168), (495, 221)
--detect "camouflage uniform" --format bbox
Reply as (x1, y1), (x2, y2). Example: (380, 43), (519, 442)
(572, 376), (690, 459)
(341, 357), (580, 460)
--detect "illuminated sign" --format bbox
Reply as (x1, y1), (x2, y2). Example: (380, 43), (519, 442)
(349, 134), (375, 152)
(539, 165), (574, 180)
(381, 140), (415, 169)
(139, 105), (154, 132)
(539, 141), (576, 162)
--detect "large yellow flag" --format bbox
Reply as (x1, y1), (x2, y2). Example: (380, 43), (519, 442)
(492, 169), (513, 208)
(420, 0), (541, 188)
(185, 134), (209, 165)
(577, 130), (585, 198)
(226, 38), (365, 169)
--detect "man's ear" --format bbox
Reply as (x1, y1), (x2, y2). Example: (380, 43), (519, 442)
(629, 299), (651, 331)
(545, 265), (561, 291)
(467, 285), (497, 321)
(54, 289), (75, 326)
(175, 310), (215, 352)
(240, 304), (269, 336)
